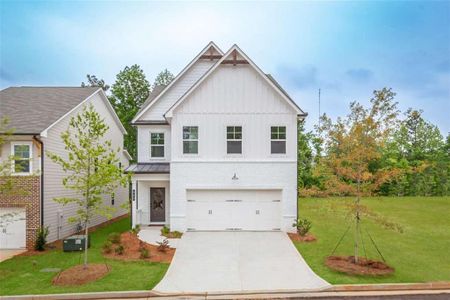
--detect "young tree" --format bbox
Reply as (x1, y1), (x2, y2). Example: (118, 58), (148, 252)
(81, 74), (110, 91)
(110, 65), (150, 160)
(153, 69), (174, 89)
(0, 117), (15, 194)
(47, 105), (128, 267)
(319, 88), (402, 262)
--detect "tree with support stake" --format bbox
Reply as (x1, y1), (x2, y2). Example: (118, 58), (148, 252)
(318, 88), (402, 274)
(47, 104), (129, 268)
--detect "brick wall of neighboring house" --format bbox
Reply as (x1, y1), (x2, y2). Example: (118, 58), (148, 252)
(0, 176), (41, 249)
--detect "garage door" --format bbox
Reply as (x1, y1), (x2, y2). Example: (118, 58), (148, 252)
(186, 190), (281, 231)
(0, 208), (26, 249)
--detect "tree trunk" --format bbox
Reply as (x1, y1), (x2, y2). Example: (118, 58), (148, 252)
(84, 221), (88, 268)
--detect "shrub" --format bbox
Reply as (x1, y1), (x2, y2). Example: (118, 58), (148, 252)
(130, 224), (141, 235)
(170, 231), (183, 238)
(156, 239), (170, 252)
(102, 241), (113, 254)
(34, 226), (49, 251)
(108, 232), (121, 244)
(161, 226), (170, 235)
(139, 247), (149, 259)
(293, 218), (312, 236)
(114, 244), (124, 255)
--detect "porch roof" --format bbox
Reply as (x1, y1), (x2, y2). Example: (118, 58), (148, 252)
(125, 163), (170, 174)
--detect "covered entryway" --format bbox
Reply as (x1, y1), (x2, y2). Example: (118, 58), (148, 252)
(0, 207), (26, 249)
(186, 189), (282, 231)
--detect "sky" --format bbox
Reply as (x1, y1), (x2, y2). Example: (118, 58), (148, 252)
(1, 1), (449, 132)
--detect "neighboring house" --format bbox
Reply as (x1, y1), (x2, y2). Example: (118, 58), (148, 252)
(0, 87), (130, 250)
(127, 42), (307, 232)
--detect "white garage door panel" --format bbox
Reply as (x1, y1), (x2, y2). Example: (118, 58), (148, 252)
(186, 190), (281, 231)
(0, 208), (26, 249)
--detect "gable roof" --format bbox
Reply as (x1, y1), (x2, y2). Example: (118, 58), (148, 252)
(133, 84), (166, 121)
(131, 41), (224, 123)
(164, 44), (307, 118)
(0, 87), (126, 135)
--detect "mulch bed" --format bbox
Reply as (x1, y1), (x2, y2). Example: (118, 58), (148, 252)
(325, 255), (394, 276)
(103, 232), (175, 263)
(52, 263), (110, 286)
(288, 232), (317, 242)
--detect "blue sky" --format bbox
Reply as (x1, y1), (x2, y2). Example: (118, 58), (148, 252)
(1, 1), (449, 132)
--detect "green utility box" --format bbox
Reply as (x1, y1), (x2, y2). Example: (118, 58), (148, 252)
(63, 235), (90, 252)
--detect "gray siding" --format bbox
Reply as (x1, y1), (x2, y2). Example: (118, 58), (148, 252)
(42, 92), (128, 242)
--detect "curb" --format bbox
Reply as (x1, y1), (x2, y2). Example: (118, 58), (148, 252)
(1, 282), (450, 300)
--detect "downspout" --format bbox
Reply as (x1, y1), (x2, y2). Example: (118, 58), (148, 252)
(33, 135), (44, 227)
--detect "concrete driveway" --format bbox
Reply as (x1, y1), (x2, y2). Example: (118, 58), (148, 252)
(0, 249), (26, 262)
(153, 232), (330, 293)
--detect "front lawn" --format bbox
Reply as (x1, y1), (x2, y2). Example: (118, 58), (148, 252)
(0, 217), (169, 296)
(295, 196), (450, 284)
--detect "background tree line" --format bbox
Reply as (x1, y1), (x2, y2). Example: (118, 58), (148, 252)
(298, 88), (449, 197)
(82, 67), (174, 161)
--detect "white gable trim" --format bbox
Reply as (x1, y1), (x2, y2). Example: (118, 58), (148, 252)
(40, 88), (126, 137)
(164, 45), (305, 119)
(132, 41), (224, 123)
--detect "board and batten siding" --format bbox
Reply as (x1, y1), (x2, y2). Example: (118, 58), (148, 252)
(137, 125), (171, 163)
(139, 60), (216, 121)
(171, 64), (298, 161)
(42, 92), (128, 242)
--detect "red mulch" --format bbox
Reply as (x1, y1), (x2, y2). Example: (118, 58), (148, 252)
(103, 232), (175, 263)
(288, 232), (317, 242)
(325, 256), (394, 276)
(52, 263), (110, 286)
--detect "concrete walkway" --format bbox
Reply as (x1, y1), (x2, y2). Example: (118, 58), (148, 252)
(153, 232), (330, 293)
(0, 249), (26, 262)
(138, 227), (180, 248)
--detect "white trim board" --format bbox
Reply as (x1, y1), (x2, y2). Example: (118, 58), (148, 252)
(40, 88), (127, 137)
(164, 44), (305, 119)
(132, 41), (224, 123)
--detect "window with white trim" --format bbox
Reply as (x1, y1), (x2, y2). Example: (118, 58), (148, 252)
(183, 126), (198, 154)
(271, 126), (286, 154)
(227, 126), (242, 154)
(12, 143), (32, 174)
(150, 133), (165, 158)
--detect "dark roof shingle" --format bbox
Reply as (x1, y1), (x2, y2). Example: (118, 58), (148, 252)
(0, 87), (99, 134)
(125, 163), (170, 174)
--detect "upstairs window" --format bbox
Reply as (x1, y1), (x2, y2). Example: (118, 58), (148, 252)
(150, 133), (165, 158)
(227, 126), (242, 154)
(12, 143), (32, 174)
(271, 126), (286, 154)
(183, 126), (198, 154)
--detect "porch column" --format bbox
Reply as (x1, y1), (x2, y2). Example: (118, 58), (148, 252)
(131, 179), (138, 228)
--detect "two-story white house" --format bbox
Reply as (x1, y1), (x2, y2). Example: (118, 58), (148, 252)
(127, 42), (307, 232)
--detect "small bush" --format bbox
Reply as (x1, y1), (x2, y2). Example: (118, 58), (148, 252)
(139, 247), (149, 259)
(34, 226), (49, 251)
(170, 231), (183, 238)
(156, 239), (170, 252)
(108, 232), (121, 244)
(130, 224), (141, 235)
(114, 244), (124, 255)
(161, 226), (170, 235)
(102, 241), (113, 254)
(293, 218), (312, 236)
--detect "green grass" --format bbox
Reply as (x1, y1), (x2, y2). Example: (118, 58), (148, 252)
(295, 196), (450, 284)
(0, 217), (169, 296)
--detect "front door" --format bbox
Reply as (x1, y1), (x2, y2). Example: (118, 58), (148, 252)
(150, 188), (165, 223)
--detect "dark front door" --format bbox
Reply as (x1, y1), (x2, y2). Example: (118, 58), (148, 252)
(150, 188), (165, 222)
